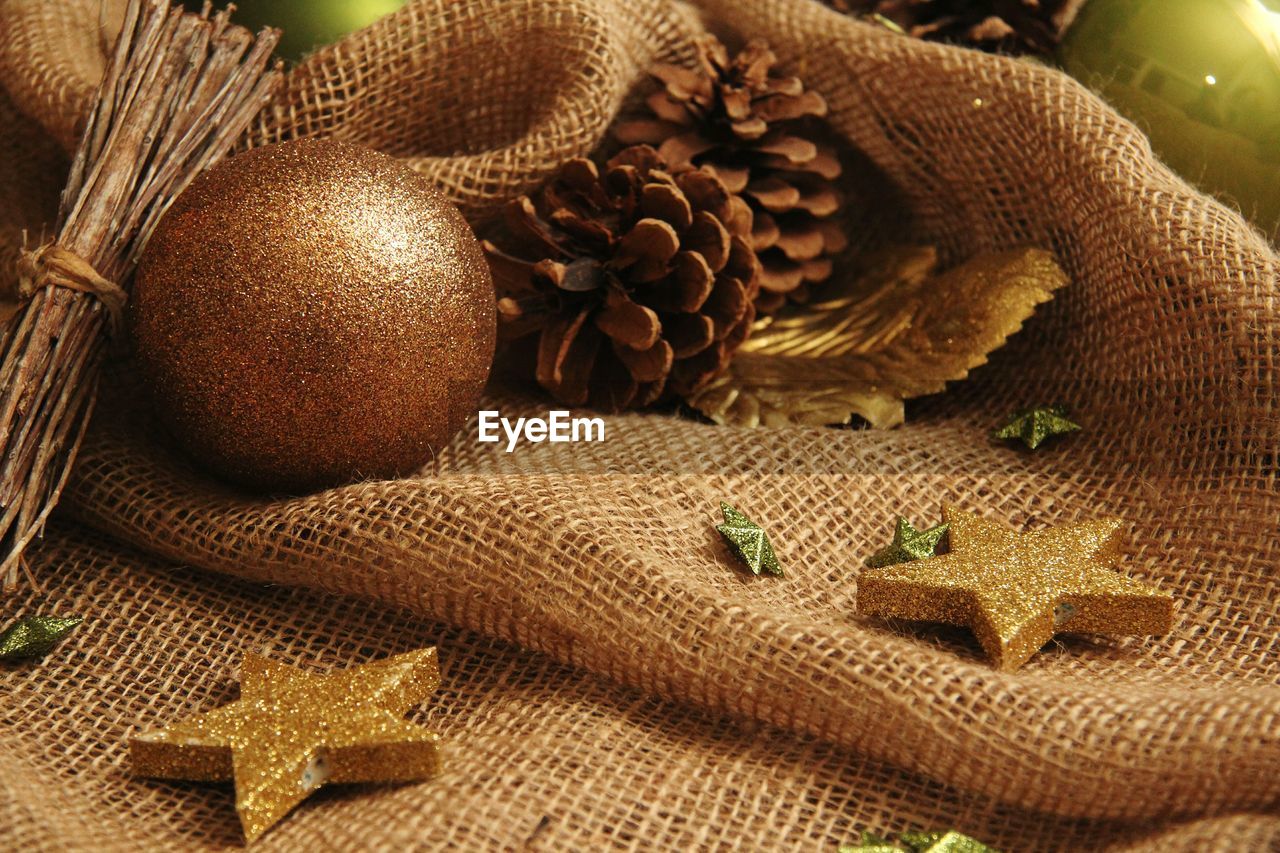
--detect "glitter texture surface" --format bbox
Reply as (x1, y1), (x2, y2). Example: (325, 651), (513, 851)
(0, 615), (82, 660)
(858, 506), (1174, 671)
(716, 501), (783, 577)
(131, 139), (496, 493)
(840, 828), (998, 852)
(865, 517), (950, 568)
(130, 648), (443, 842)
(992, 405), (1081, 450)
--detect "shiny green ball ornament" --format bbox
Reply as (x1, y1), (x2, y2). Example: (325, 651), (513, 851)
(1059, 0), (1280, 240)
(185, 0), (407, 62)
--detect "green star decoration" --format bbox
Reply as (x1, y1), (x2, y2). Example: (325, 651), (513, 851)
(866, 517), (949, 568)
(898, 830), (997, 853)
(839, 831), (901, 852)
(0, 616), (83, 661)
(839, 829), (998, 853)
(992, 405), (1081, 450)
(716, 502), (782, 577)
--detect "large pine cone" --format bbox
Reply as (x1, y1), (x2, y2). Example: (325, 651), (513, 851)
(482, 145), (760, 411)
(615, 37), (847, 314)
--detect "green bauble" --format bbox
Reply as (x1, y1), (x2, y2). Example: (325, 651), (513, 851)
(1059, 0), (1280, 240)
(186, 0), (407, 63)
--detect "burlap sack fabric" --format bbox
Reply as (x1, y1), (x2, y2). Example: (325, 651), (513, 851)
(1, 0), (1277, 850)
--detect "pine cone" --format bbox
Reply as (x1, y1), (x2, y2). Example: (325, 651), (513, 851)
(482, 145), (760, 411)
(615, 37), (847, 315)
(829, 0), (1082, 55)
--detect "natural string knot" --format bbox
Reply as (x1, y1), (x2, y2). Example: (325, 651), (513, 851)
(16, 244), (128, 339)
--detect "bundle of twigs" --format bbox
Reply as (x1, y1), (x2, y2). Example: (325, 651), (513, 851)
(0, 0), (281, 587)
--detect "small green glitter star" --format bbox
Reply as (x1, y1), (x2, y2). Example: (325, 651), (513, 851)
(992, 405), (1081, 450)
(898, 830), (998, 853)
(0, 615), (82, 661)
(839, 829), (998, 853)
(716, 502), (782, 577)
(838, 831), (902, 853)
(866, 517), (950, 568)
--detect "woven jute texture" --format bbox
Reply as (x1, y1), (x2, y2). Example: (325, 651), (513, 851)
(2, 0), (1279, 850)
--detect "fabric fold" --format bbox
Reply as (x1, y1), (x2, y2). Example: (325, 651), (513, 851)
(1, 0), (1277, 844)
(62, 387), (1280, 821)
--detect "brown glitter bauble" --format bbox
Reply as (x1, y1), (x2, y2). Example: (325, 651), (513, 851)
(132, 139), (496, 493)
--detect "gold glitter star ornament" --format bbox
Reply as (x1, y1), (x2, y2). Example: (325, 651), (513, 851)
(858, 507), (1173, 671)
(131, 648), (443, 842)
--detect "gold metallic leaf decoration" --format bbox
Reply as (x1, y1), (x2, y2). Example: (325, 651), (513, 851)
(686, 246), (1068, 428)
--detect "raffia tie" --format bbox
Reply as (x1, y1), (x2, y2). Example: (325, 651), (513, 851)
(15, 244), (128, 339)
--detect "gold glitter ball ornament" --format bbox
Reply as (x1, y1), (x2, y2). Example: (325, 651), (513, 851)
(858, 506), (1174, 671)
(131, 648), (443, 843)
(132, 139), (496, 492)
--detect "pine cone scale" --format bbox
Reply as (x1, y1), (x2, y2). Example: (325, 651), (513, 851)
(595, 286), (661, 350)
(650, 64), (711, 102)
(751, 214), (781, 251)
(754, 90), (827, 123)
(484, 144), (760, 410)
(674, 169), (734, 220)
(671, 340), (728, 395)
(612, 337), (673, 383)
(641, 252), (715, 314)
(615, 119), (681, 147)
(747, 178), (802, 212)
(614, 36), (847, 313)
(639, 183), (693, 230)
(704, 164), (750, 194)
(759, 261), (805, 294)
(504, 197), (565, 258)
(657, 134), (718, 173)
(551, 258), (606, 293)
(704, 275), (751, 339)
(730, 117), (769, 140)
(664, 312), (717, 358)
(755, 135), (819, 165)
(481, 240), (539, 293)
(615, 218), (680, 281)
(774, 225), (827, 261)
(538, 308), (600, 405)
(683, 212), (732, 272)
(646, 92), (692, 124)
(788, 181), (840, 216)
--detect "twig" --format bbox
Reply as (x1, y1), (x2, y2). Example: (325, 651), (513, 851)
(0, 0), (281, 587)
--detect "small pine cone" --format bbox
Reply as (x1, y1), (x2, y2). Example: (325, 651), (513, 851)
(829, 0), (1079, 56)
(482, 145), (761, 411)
(615, 37), (848, 315)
